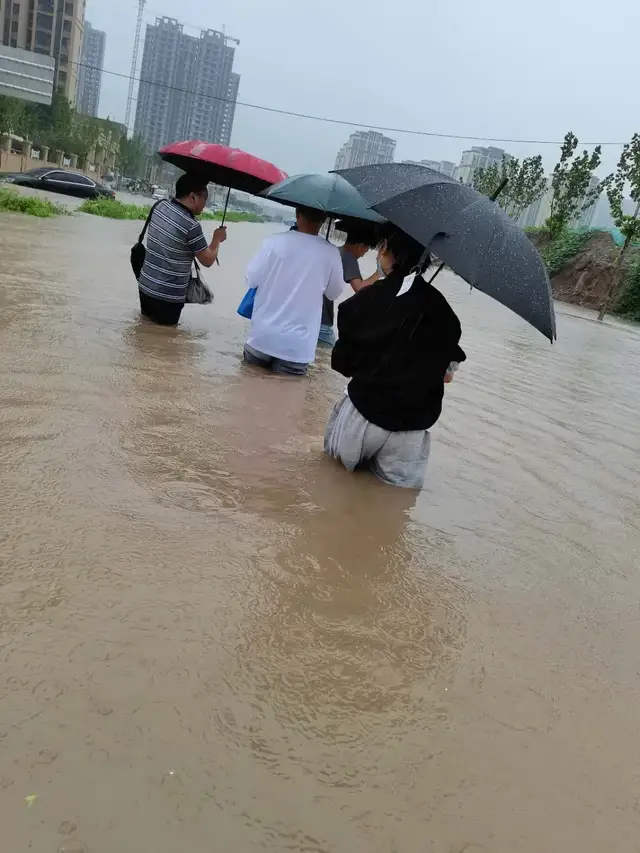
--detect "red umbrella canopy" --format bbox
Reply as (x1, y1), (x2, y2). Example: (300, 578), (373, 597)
(158, 140), (288, 195)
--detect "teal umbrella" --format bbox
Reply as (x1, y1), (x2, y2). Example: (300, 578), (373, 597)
(260, 173), (385, 223)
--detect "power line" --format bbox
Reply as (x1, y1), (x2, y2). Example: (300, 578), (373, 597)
(71, 59), (626, 147)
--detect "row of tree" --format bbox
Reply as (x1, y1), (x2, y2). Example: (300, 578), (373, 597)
(472, 130), (640, 318)
(470, 132), (606, 239)
(0, 92), (149, 178)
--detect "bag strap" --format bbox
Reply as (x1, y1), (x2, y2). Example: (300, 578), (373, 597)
(137, 200), (162, 244)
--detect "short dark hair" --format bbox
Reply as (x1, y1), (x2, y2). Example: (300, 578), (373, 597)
(344, 228), (376, 248)
(335, 219), (377, 248)
(378, 224), (430, 276)
(295, 205), (326, 225)
(175, 173), (208, 199)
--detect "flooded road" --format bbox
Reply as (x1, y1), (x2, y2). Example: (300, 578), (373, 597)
(1, 210), (640, 853)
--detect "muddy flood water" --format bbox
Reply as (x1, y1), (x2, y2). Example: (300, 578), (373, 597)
(1, 210), (640, 853)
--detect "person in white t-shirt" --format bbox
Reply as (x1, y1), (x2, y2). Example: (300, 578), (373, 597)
(243, 207), (345, 375)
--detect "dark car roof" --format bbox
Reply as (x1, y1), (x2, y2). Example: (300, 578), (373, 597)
(23, 167), (102, 181)
(22, 167), (57, 176)
(2, 167), (111, 190)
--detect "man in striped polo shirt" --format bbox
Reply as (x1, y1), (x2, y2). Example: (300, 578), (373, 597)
(138, 173), (227, 326)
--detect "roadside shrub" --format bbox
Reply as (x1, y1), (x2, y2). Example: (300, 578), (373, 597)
(615, 258), (640, 321)
(0, 188), (68, 217)
(78, 198), (264, 223)
(78, 198), (151, 219)
(539, 230), (592, 276)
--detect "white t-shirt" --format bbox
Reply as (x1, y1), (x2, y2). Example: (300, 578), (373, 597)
(245, 231), (345, 364)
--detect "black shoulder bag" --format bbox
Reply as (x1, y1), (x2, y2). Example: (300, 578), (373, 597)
(130, 200), (161, 279)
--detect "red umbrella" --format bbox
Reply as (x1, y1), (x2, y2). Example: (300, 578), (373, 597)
(158, 140), (288, 223)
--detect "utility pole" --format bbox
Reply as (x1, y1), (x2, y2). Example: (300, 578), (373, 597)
(125, 0), (146, 135)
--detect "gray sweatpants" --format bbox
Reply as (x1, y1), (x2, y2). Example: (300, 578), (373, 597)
(324, 395), (431, 490)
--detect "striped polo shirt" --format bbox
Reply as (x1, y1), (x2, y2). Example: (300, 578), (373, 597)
(138, 199), (209, 302)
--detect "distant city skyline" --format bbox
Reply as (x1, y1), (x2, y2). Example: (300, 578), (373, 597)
(83, 0), (640, 182)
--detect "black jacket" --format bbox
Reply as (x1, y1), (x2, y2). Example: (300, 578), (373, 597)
(332, 271), (466, 432)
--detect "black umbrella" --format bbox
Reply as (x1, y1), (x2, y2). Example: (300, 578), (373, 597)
(335, 163), (556, 341)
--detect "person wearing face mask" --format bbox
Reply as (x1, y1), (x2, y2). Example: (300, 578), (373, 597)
(317, 224), (381, 348)
(324, 225), (466, 489)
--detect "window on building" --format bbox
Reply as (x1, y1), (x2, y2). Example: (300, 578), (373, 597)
(35, 32), (51, 50)
(36, 11), (52, 29)
(64, 1), (74, 15)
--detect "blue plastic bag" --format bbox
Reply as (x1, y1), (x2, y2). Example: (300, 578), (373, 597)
(237, 287), (256, 319)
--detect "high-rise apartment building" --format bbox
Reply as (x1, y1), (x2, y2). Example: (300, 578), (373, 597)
(76, 20), (104, 116)
(0, 0), (85, 105)
(334, 130), (396, 170)
(455, 146), (512, 185)
(134, 17), (240, 155)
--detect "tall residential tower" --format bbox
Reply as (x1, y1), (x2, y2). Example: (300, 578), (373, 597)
(134, 17), (240, 154)
(0, 0), (85, 105)
(334, 131), (396, 170)
(76, 20), (105, 116)
(455, 146), (512, 184)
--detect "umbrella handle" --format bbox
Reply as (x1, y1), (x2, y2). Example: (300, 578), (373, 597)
(215, 187), (232, 265)
(427, 262), (445, 285)
(221, 187), (231, 226)
(490, 177), (508, 202)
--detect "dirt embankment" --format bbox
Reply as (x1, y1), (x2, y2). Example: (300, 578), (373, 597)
(528, 231), (627, 310)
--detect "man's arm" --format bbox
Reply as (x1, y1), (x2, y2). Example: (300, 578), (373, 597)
(341, 250), (381, 292)
(349, 269), (382, 292)
(195, 226), (227, 268)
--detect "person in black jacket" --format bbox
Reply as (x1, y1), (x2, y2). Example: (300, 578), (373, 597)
(325, 226), (466, 489)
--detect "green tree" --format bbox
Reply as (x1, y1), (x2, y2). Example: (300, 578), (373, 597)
(69, 114), (102, 161)
(0, 95), (34, 139)
(546, 131), (609, 239)
(473, 155), (547, 221)
(503, 155), (547, 220)
(117, 134), (148, 177)
(471, 162), (500, 197)
(598, 133), (640, 320)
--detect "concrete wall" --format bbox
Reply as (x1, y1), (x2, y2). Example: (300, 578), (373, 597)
(0, 149), (102, 180)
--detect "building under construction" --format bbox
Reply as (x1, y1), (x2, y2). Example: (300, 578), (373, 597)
(134, 17), (240, 158)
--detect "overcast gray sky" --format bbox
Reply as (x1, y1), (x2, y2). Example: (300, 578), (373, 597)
(87, 0), (640, 178)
